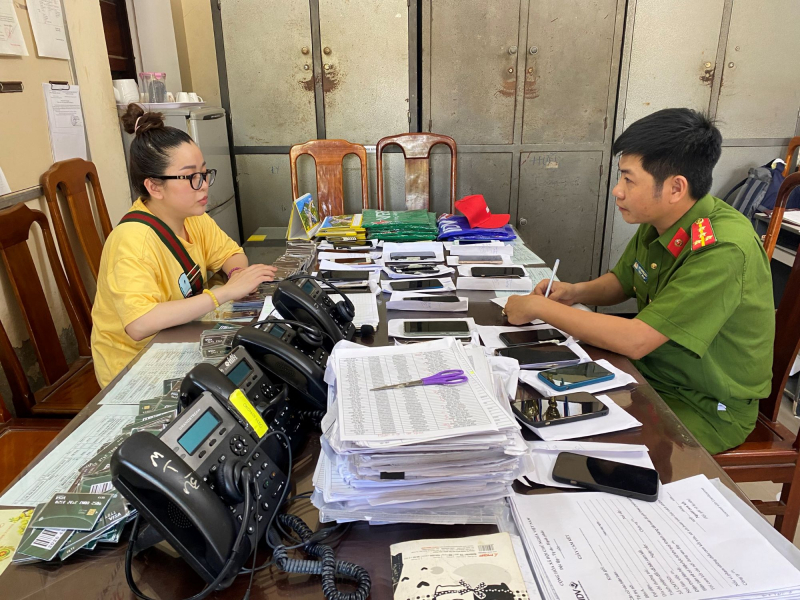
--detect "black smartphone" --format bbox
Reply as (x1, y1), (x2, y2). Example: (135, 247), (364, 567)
(318, 270), (369, 282)
(390, 251), (436, 260)
(510, 392), (608, 427)
(404, 295), (461, 303)
(403, 320), (471, 336)
(537, 362), (615, 392)
(332, 240), (371, 248)
(499, 329), (567, 346)
(551, 452), (660, 502)
(390, 265), (438, 274)
(495, 343), (580, 369)
(471, 266), (525, 278)
(390, 279), (444, 291)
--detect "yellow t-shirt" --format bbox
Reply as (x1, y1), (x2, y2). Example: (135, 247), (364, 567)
(91, 198), (243, 387)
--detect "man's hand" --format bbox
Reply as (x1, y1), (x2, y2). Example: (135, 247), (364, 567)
(532, 279), (580, 305)
(504, 293), (545, 325)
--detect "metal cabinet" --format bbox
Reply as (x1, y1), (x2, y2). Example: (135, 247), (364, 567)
(518, 152), (605, 284)
(214, 0), (412, 238)
(522, 0), (619, 145)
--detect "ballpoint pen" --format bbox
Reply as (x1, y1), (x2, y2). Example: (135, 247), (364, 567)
(544, 259), (560, 298)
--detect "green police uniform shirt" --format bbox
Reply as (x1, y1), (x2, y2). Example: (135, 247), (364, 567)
(610, 194), (774, 454)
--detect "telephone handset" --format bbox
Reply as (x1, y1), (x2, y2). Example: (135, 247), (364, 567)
(111, 390), (288, 589)
(272, 276), (356, 351)
(233, 324), (328, 410)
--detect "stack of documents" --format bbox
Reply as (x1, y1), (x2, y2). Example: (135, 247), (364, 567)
(511, 474), (800, 600)
(311, 338), (528, 524)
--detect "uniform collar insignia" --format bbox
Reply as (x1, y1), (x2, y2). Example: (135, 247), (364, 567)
(667, 227), (689, 258)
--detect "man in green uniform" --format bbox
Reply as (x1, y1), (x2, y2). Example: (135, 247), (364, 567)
(504, 108), (774, 454)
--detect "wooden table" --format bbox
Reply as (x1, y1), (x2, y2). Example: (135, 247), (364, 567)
(1, 286), (747, 600)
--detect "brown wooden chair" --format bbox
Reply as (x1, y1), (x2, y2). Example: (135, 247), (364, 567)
(376, 133), (457, 212)
(715, 229), (800, 540)
(763, 137), (800, 260)
(289, 139), (369, 219)
(0, 394), (69, 492)
(41, 158), (114, 319)
(0, 203), (100, 418)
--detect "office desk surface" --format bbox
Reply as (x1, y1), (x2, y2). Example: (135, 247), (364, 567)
(1, 289), (747, 600)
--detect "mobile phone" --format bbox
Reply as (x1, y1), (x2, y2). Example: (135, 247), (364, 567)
(390, 264), (438, 274)
(390, 279), (444, 291)
(403, 320), (471, 337)
(332, 240), (371, 248)
(471, 266), (525, 278)
(323, 248), (371, 254)
(456, 255), (503, 264)
(495, 343), (581, 369)
(318, 270), (369, 282)
(511, 392), (608, 427)
(499, 329), (567, 346)
(551, 452), (659, 502)
(404, 295), (461, 303)
(390, 251), (436, 260)
(537, 362), (615, 391)
(332, 257), (372, 265)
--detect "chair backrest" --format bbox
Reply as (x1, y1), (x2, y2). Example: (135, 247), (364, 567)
(289, 140), (369, 219)
(41, 158), (113, 317)
(0, 203), (92, 416)
(376, 133), (457, 212)
(763, 138), (800, 260)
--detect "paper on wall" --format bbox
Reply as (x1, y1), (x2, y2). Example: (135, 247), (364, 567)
(0, 0), (28, 56)
(27, 0), (69, 59)
(42, 83), (87, 162)
(0, 166), (10, 195)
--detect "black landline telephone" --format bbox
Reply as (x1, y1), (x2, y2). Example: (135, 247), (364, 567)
(111, 377), (289, 591)
(272, 274), (356, 351)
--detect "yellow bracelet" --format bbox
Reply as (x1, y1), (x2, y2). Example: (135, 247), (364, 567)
(203, 289), (220, 308)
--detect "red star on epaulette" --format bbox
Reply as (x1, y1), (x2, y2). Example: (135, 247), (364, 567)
(691, 218), (716, 251)
(667, 227), (689, 258)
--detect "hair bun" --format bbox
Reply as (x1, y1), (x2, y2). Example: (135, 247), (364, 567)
(120, 103), (165, 136)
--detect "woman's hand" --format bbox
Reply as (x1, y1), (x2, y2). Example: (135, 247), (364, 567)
(217, 264), (277, 303)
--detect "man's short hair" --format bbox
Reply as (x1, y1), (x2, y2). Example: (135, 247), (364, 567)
(612, 108), (722, 200)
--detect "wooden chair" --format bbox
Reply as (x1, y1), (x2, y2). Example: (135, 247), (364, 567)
(41, 158), (114, 319)
(715, 232), (800, 540)
(763, 137), (800, 260)
(376, 133), (457, 212)
(0, 394), (69, 492)
(289, 139), (369, 219)
(0, 203), (100, 418)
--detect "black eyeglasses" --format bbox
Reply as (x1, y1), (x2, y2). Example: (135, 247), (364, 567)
(156, 169), (217, 190)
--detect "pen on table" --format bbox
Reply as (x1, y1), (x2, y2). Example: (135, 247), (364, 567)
(544, 259), (560, 298)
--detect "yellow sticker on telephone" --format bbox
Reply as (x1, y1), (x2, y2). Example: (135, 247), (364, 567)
(228, 389), (268, 438)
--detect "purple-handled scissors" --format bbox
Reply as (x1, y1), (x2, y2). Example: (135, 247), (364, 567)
(370, 369), (468, 391)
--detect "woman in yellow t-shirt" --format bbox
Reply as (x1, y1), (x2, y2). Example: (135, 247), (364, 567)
(91, 104), (276, 387)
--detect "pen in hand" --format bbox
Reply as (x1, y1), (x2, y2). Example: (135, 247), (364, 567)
(544, 259), (560, 298)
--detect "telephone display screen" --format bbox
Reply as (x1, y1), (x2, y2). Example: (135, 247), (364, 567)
(178, 410), (221, 455)
(269, 324), (286, 339)
(302, 281), (315, 294)
(226, 361), (252, 386)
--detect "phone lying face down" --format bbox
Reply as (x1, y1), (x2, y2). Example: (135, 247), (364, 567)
(494, 343), (581, 369)
(511, 392), (608, 427)
(403, 320), (471, 337)
(499, 328), (567, 346)
(552, 451), (660, 502)
(537, 361), (614, 391)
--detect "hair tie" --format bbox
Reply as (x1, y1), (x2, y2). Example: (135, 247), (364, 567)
(134, 116), (142, 134)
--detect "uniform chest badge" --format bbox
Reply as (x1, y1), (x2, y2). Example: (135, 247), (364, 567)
(691, 218), (716, 251)
(668, 227), (689, 258)
(633, 260), (648, 283)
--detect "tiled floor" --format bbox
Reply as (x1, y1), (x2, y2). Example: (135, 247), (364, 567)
(736, 388), (800, 546)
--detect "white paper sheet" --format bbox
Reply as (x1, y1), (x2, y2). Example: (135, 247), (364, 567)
(446, 255), (514, 266)
(511, 474), (800, 600)
(42, 84), (87, 162)
(317, 251), (382, 262)
(457, 276), (533, 292)
(446, 241), (513, 256)
(328, 293), (379, 328)
(386, 291), (468, 312)
(99, 343), (204, 405)
(334, 337), (498, 442)
(0, 0), (28, 56)
(518, 359), (637, 398)
(490, 295), (592, 317)
(521, 393), (642, 441)
(0, 405), (138, 507)
(387, 317), (478, 340)
(508, 241), (545, 266)
(27, 0), (69, 59)
(521, 441), (654, 489)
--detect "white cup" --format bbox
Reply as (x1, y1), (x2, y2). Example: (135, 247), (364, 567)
(114, 79), (140, 104)
(176, 91), (191, 103)
(187, 92), (204, 103)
